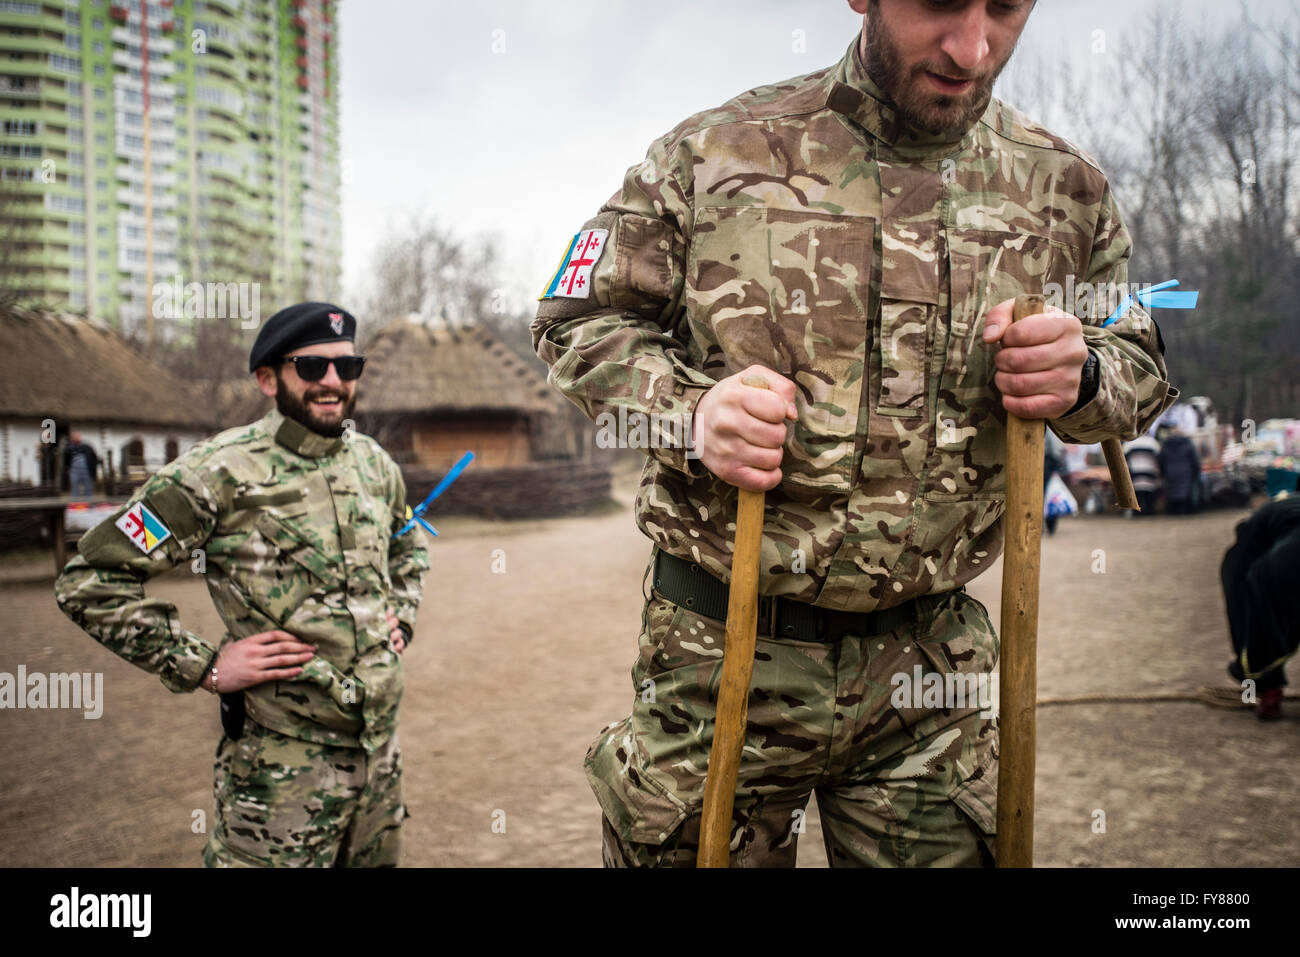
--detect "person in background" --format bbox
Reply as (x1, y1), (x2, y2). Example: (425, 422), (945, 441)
(1124, 432), (1161, 515)
(1044, 430), (1068, 536)
(64, 431), (99, 500)
(1158, 427), (1201, 515)
(1221, 483), (1300, 719)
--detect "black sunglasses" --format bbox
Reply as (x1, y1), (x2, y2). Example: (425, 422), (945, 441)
(281, 355), (366, 381)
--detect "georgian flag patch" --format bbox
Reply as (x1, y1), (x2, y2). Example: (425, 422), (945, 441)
(539, 229), (608, 300)
(115, 502), (172, 554)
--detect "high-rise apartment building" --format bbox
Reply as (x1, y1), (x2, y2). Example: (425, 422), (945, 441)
(0, 0), (341, 339)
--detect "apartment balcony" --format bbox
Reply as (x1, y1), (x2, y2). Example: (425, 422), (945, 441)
(114, 140), (178, 165)
(0, 77), (42, 99)
(115, 186), (178, 210)
(111, 27), (176, 55)
(115, 165), (178, 189)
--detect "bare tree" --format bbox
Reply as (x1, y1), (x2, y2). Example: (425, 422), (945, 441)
(358, 212), (534, 360)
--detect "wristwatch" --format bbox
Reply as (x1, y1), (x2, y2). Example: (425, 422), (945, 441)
(1065, 349), (1100, 415)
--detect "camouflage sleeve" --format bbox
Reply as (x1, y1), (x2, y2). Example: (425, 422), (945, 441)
(54, 461), (220, 693)
(530, 132), (714, 476)
(385, 460), (429, 642)
(1048, 182), (1179, 444)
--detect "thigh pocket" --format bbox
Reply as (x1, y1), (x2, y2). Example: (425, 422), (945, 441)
(585, 719), (689, 848)
(947, 728), (998, 864)
(222, 729), (273, 829)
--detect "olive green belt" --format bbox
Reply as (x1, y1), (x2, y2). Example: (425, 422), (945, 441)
(651, 548), (956, 643)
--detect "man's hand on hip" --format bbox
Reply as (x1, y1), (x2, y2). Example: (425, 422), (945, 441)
(693, 364), (797, 492)
(386, 611), (406, 654)
(982, 298), (1090, 419)
(202, 631), (315, 693)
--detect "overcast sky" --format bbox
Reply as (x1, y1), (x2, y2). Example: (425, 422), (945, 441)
(337, 0), (1273, 318)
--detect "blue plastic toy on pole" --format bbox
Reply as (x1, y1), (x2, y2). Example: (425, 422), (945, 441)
(1103, 279), (1199, 326)
(393, 450), (475, 538)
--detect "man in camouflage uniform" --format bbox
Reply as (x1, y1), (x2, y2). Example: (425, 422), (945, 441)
(533, 0), (1177, 866)
(55, 302), (430, 867)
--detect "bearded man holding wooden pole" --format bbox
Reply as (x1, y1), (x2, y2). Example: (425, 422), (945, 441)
(533, 0), (1176, 867)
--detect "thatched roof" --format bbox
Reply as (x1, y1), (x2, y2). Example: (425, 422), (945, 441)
(0, 310), (215, 429)
(359, 318), (557, 416)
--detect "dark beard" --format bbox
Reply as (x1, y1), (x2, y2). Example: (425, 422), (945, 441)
(862, 7), (1004, 136)
(274, 369), (357, 438)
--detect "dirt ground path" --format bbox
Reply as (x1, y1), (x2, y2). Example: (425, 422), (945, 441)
(2, 478), (1296, 867)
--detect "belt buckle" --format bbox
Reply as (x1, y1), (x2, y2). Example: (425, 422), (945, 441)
(813, 606), (830, 641)
(760, 595), (777, 640)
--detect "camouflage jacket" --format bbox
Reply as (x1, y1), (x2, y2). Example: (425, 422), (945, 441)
(532, 39), (1178, 612)
(54, 407), (430, 752)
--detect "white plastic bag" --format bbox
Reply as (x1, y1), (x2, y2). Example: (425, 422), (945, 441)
(1045, 473), (1078, 518)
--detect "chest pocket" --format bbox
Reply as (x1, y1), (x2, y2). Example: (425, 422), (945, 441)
(346, 463), (394, 584)
(929, 229), (1072, 500)
(248, 512), (334, 623)
(688, 205), (875, 492)
(350, 516), (391, 584)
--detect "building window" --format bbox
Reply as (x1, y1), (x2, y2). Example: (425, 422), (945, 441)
(49, 54), (81, 74)
(48, 193), (85, 213)
(2, 120), (36, 136)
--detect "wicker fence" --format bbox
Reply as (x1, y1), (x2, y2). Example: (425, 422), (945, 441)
(401, 459), (613, 520)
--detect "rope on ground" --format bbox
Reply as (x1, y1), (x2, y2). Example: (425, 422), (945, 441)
(1036, 686), (1299, 709)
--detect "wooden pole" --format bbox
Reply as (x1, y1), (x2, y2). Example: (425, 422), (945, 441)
(1101, 438), (1140, 510)
(996, 294), (1045, 868)
(697, 376), (770, 868)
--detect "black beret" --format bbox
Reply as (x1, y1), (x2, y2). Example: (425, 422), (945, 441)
(249, 302), (357, 373)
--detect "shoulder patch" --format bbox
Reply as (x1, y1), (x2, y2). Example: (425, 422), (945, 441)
(539, 229), (608, 300)
(114, 502), (172, 554)
(146, 483), (204, 543)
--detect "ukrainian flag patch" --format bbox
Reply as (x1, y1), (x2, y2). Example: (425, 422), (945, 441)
(114, 502), (172, 554)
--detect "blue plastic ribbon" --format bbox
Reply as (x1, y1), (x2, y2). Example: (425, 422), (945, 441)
(393, 450), (476, 538)
(1103, 279), (1199, 326)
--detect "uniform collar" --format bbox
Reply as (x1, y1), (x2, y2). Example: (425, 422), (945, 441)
(261, 407), (344, 458)
(826, 34), (995, 151)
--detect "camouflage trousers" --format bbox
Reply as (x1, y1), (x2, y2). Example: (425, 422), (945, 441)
(589, 573), (1000, 868)
(203, 720), (405, 868)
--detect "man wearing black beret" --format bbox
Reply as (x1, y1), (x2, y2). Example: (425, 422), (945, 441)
(56, 301), (430, 867)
